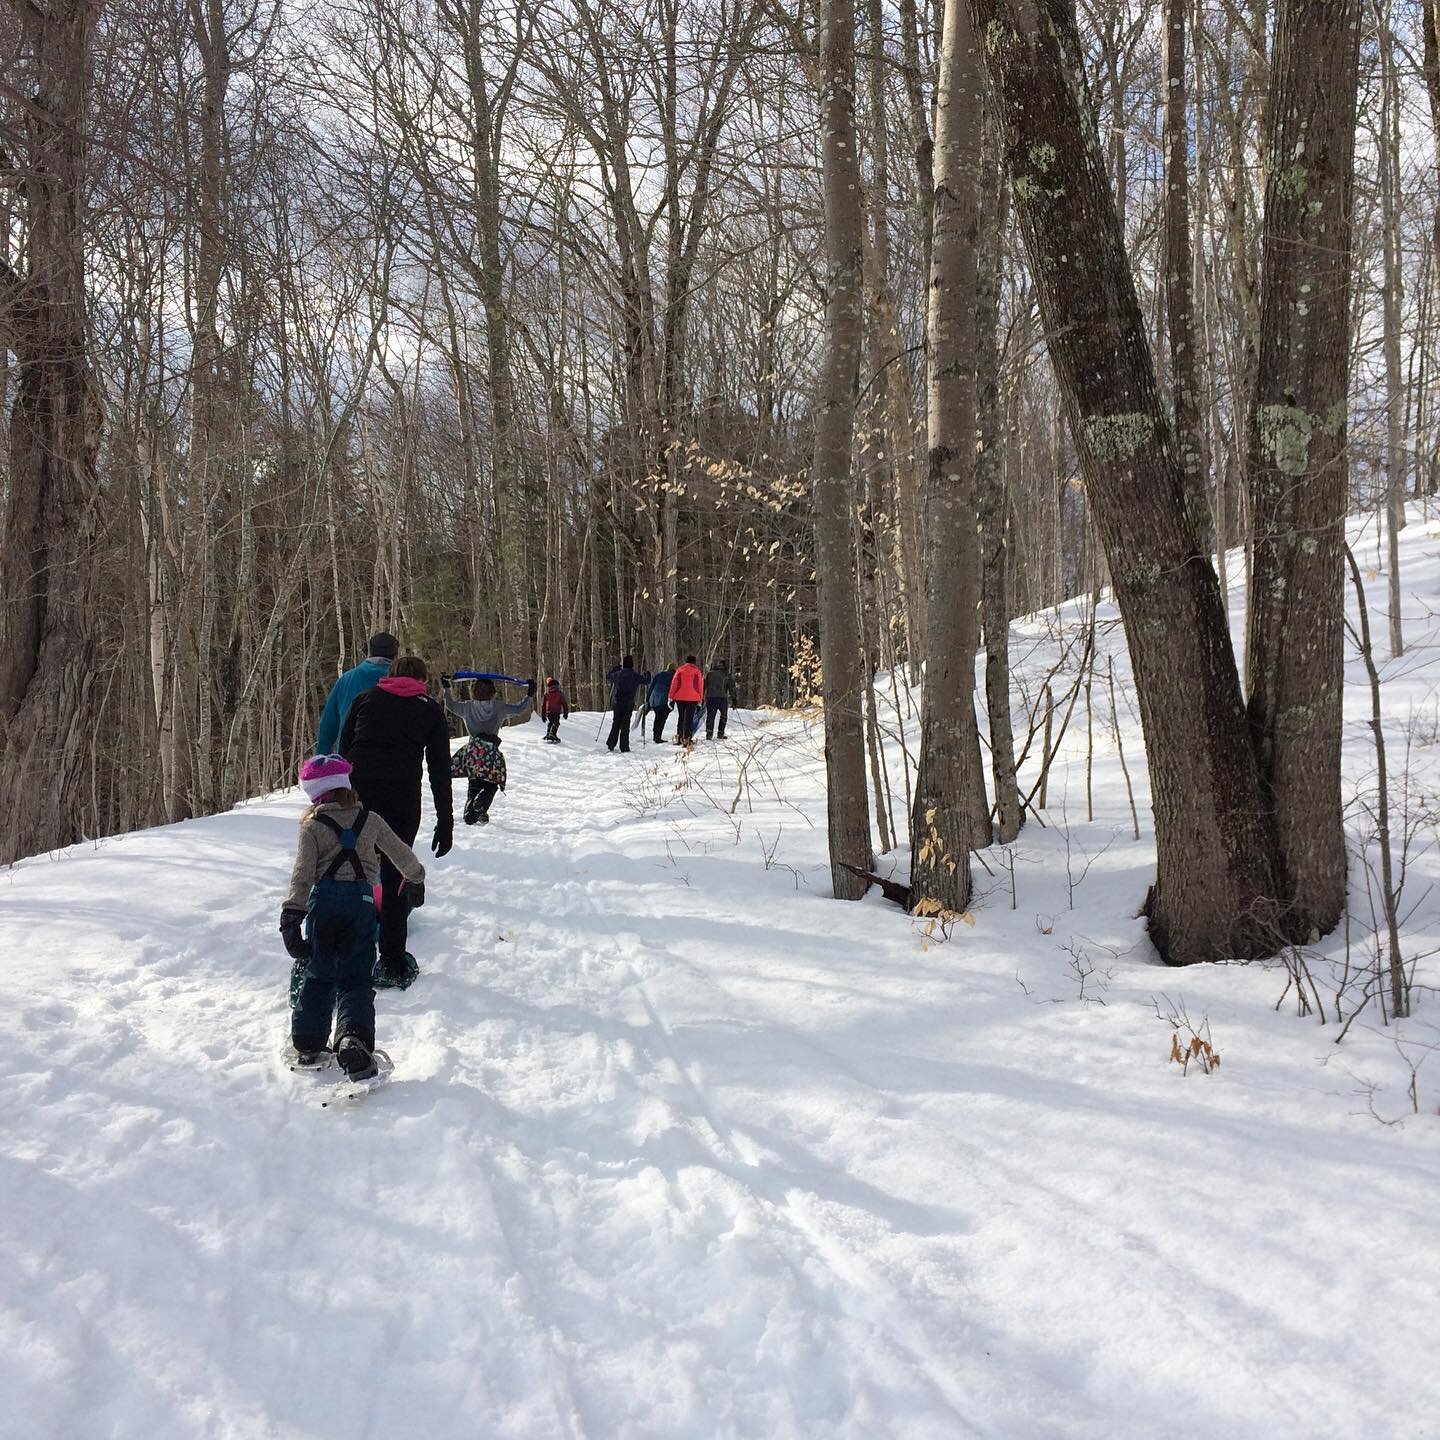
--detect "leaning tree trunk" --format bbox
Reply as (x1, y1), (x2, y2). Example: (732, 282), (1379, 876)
(812, 0), (874, 899)
(970, 0), (1283, 963)
(0, 0), (104, 864)
(1244, 0), (1362, 942)
(910, 0), (987, 914)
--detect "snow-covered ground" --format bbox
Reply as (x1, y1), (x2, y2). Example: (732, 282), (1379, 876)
(5, 512), (1440, 1439)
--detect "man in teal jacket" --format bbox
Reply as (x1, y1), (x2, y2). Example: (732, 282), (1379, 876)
(315, 631), (398, 754)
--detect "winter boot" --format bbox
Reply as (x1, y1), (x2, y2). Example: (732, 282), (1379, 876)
(336, 1035), (379, 1081)
(292, 1043), (328, 1068)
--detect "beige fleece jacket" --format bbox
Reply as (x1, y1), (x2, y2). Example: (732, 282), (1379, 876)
(284, 802), (425, 912)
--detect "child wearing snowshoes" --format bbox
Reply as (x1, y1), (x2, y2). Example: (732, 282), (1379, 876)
(540, 676), (570, 742)
(280, 754), (425, 1079)
(443, 674), (535, 824)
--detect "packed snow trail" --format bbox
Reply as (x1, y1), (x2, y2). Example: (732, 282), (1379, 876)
(8, 521), (1440, 1437)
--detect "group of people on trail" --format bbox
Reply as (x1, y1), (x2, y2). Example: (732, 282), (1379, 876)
(282, 634), (450, 1079)
(604, 655), (739, 753)
(281, 631), (538, 1080)
(281, 631), (741, 1075)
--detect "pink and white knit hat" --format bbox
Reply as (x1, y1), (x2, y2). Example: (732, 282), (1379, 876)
(299, 753), (353, 802)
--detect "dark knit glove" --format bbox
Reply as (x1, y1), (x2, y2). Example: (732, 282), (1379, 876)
(279, 907), (310, 961)
(440, 674), (452, 690)
(526, 677), (537, 696)
(431, 820), (453, 858)
(407, 881), (426, 909)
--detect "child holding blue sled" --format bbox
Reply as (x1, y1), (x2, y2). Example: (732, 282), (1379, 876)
(441, 670), (535, 825)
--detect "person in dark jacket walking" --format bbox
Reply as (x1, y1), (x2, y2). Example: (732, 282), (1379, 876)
(646, 665), (675, 743)
(314, 631), (397, 754)
(604, 656), (647, 753)
(338, 655), (453, 984)
(668, 655), (704, 748)
(444, 675), (534, 820)
(540, 677), (570, 743)
(704, 659), (739, 739)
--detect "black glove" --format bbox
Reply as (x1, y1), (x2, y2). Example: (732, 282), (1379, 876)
(526, 677), (537, 696)
(279, 907), (310, 961)
(407, 880), (426, 909)
(440, 674), (452, 690)
(432, 820), (453, 857)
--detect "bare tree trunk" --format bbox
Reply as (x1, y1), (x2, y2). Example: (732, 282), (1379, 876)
(1244, 0), (1362, 943)
(0, 0), (105, 863)
(977, 109), (1019, 845)
(970, 0), (1283, 963)
(1378, 7), (1405, 659)
(910, 0), (985, 913)
(812, 0), (874, 900)
(1163, 0), (1208, 548)
(866, 0), (926, 669)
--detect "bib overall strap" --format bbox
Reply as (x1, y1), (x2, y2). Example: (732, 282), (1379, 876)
(312, 808), (369, 882)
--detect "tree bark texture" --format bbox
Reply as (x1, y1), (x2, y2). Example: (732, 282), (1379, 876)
(0, 0), (105, 864)
(1162, 0), (1208, 549)
(977, 111), (1021, 845)
(1244, 0), (1361, 943)
(969, 0), (1283, 963)
(910, 0), (986, 914)
(812, 0), (875, 900)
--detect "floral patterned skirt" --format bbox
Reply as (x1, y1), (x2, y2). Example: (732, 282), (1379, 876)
(450, 735), (507, 789)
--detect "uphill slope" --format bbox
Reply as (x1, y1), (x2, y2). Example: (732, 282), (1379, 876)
(5, 520), (1440, 1438)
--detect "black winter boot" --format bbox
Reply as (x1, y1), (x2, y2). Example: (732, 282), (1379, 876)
(336, 1035), (378, 1080)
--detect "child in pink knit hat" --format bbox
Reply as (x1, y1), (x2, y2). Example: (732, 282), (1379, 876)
(280, 754), (425, 1077)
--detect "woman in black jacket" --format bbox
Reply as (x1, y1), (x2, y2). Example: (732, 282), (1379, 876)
(338, 654), (454, 983)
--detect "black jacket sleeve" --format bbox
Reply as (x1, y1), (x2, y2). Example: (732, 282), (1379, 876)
(425, 701), (454, 824)
(338, 688), (366, 757)
(423, 702), (452, 829)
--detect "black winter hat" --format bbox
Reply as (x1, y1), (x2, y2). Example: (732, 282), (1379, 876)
(368, 631), (398, 659)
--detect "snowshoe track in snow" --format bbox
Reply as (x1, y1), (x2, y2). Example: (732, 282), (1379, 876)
(6, 537), (1440, 1440)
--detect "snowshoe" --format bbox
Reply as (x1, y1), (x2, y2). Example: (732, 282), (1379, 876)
(336, 1036), (378, 1081)
(323, 1047), (394, 1104)
(373, 951), (419, 990)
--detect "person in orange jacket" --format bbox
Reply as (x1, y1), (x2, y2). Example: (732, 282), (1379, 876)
(668, 655), (704, 747)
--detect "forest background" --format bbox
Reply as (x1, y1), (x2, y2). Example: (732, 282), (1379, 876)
(0, 0), (1431, 971)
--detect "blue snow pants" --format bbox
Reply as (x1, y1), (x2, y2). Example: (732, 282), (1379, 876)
(291, 876), (377, 1051)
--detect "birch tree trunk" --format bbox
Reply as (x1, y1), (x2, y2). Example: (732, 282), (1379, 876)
(969, 0), (1283, 963)
(910, 0), (986, 913)
(812, 0), (874, 900)
(1244, 0), (1362, 943)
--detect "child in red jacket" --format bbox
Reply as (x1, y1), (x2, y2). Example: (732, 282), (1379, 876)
(541, 676), (570, 743)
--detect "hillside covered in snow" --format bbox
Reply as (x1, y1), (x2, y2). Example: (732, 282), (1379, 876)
(5, 512), (1440, 1439)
